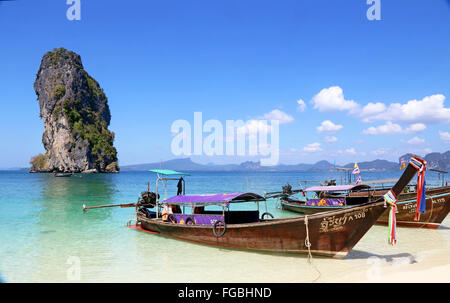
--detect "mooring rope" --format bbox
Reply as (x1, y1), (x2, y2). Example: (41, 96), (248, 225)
(304, 215), (313, 263)
(304, 215), (321, 282)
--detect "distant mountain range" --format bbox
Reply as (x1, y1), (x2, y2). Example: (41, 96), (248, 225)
(399, 151), (450, 171)
(10, 150), (447, 173)
(122, 150), (450, 172)
(121, 158), (396, 172)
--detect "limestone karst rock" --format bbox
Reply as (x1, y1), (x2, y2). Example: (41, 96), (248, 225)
(30, 48), (119, 173)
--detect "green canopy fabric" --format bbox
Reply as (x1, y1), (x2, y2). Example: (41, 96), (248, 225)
(148, 169), (190, 176)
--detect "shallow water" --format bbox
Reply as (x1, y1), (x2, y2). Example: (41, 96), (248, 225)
(0, 170), (448, 282)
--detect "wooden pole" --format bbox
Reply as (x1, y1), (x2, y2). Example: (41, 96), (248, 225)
(83, 203), (136, 212)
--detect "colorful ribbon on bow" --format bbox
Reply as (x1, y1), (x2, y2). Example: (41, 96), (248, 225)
(383, 189), (398, 245)
(409, 156), (427, 221)
(414, 167), (426, 221)
(383, 156), (427, 246)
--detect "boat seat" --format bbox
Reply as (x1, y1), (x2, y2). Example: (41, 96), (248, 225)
(172, 213), (224, 225)
(142, 208), (157, 218)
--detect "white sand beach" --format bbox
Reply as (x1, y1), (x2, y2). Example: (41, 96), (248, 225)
(325, 248), (450, 283)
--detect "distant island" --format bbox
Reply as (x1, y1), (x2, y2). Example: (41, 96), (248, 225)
(121, 150), (450, 172)
(29, 48), (119, 173)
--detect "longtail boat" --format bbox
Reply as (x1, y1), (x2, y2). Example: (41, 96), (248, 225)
(361, 186), (449, 229)
(54, 172), (73, 177)
(130, 157), (424, 258)
(272, 168), (450, 229)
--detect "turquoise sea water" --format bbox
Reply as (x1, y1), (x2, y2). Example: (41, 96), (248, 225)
(0, 170), (449, 282)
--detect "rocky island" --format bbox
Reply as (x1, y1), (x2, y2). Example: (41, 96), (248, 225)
(30, 48), (119, 173)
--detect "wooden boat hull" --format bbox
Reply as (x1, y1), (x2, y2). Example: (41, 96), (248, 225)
(377, 190), (450, 229)
(281, 201), (351, 215)
(281, 187), (450, 229)
(133, 158), (422, 257)
(138, 201), (387, 258)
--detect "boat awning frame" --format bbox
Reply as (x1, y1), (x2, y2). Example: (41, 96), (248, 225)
(304, 184), (371, 192)
(149, 169), (191, 176)
(162, 192), (266, 206)
(361, 179), (398, 185)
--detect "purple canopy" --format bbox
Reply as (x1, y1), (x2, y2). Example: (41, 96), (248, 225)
(163, 192), (265, 205)
(304, 184), (370, 192)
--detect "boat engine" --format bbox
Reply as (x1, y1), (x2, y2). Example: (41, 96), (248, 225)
(139, 191), (160, 208)
(282, 184), (292, 195)
(325, 179), (336, 186)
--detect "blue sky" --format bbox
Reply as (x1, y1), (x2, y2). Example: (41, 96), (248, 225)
(0, 0), (449, 167)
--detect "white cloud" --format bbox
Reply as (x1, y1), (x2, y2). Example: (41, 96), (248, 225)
(336, 147), (359, 155)
(370, 148), (389, 156)
(233, 109), (293, 140)
(345, 148), (357, 155)
(303, 142), (322, 152)
(361, 94), (450, 124)
(360, 102), (387, 117)
(261, 109), (294, 124)
(311, 86), (360, 113)
(439, 131), (450, 142)
(363, 122), (426, 135)
(324, 136), (338, 143)
(237, 120), (272, 136)
(297, 99), (306, 112)
(227, 109), (292, 144)
(317, 120), (343, 133)
(405, 136), (425, 145)
(362, 122), (403, 135)
(405, 123), (426, 133)
(310, 89), (449, 126)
